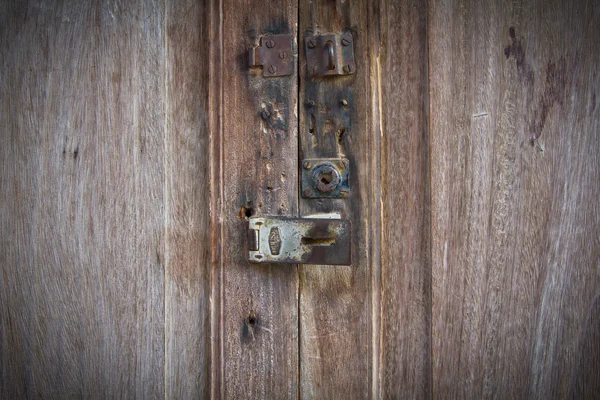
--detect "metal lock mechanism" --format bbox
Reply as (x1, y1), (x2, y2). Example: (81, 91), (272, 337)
(248, 215), (351, 265)
(302, 158), (349, 199)
(245, 29), (355, 266)
(305, 31), (355, 77)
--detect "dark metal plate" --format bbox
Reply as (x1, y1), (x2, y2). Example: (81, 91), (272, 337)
(301, 158), (350, 199)
(304, 32), (355, 78)
(248, 34), (294, 77)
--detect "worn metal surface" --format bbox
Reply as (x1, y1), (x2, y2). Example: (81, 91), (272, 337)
(248, 217), (351, 265)
(304, 31), (355, 77)
(248, 34), (294, 77)
(301, 158), (349, 198)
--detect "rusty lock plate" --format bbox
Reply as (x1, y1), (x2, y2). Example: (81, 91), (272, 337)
(302, 158), (349, 199)
(305, 31), (355, 77)
(248, 216), (351, 265)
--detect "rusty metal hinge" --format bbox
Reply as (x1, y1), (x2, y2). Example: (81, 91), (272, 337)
(248, 215), (351, 265)
(305, 31), (355, 77)
(248, 34), (294, 77)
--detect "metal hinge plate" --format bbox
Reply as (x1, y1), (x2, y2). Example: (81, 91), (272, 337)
(248, 34), (294, 77)
(248, 216), (351, 265)
(305, 31), (355, 77)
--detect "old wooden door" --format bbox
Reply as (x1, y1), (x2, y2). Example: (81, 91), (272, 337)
(1, 0), (599, 399)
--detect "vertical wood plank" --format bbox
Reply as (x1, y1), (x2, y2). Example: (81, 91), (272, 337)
(0, 1), (165, 398)
(297, 1), (377, 398)
(209, 0), (224, 397)
(377, 0), (432, 398)
(219, 0), (299, 398)
(429, 0), (600, 397)
(164, 0), (212, 398)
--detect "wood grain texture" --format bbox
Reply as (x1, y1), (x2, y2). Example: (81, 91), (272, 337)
(0, 1), (166, 398)
(377, 0), (432, 398)
(429, 0), (600, 398)
(164, 0), (212, 398)
(219, 0), (299, 398)
(297, 1), (376, 398)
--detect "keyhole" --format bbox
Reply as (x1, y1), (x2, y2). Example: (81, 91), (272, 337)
(320, 172), (333, 184)
(312, 164), (341, 193)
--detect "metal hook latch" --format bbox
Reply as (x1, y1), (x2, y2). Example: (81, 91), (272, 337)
(247, 215), (351, 265)
(305, 31), (355, 77)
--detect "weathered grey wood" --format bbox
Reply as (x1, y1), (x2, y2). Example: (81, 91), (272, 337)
(297, 1), (378, 398)
(218, 0), (299, 398)
(208, 0), (224, 398)
(0, 1), (165, 398)
(429, 0), (600, 398)
(377, 0), (432, 398)
(164, 0), (212, 398)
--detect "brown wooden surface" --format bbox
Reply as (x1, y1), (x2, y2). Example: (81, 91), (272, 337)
(218, 0), (299, 398)
(297, 1), (374, 398)
(165, 0), (212, 398)
(377, 0), (432, 398)
(429, 0), (600, 398)
(2, 0), (599, 398)
(0, 1), (166, 398)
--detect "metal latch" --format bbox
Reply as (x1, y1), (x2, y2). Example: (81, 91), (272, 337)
(305, 31), (355, 77)
(248, 34), (294, 77)
(248, 216), (351, 265)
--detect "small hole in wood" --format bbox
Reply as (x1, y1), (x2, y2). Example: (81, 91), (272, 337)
(246, 311), (257, 327)
(238, 206), (255, 220)
(337, 128), (346, 144)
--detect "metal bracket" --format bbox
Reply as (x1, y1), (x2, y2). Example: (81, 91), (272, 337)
(305, 32), (355, 77)
(302, 158), (349, 199)
(248, 216), (351, 265)
(248, 34), (294, 77)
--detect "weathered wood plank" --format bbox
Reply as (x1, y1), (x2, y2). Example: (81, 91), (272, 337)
(219, 0), (299, 398)
(377, 0), (432, 398)
(297, 1), (376, 398)
(0, 1), (165, 398)
(429, 0), (600, 397)
(164, 0), (212, 398)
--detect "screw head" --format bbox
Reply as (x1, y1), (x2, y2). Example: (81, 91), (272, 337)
(279, 51), (288, 59)
(340, 99), (348, 107)
(343, 64), (354, 73)
(307, 100), (315, 107)
(265, 39), (275, 48)
(307, 38), (316, 48)
(303, 189), (312, 197)
(268, 65), (277, 74)
(340, 188), (349, 197)
(303, 161), (312, 170)
(339, 159), (348, 169)
(341, 37), (351, 46)
(261, 110), (270, 119)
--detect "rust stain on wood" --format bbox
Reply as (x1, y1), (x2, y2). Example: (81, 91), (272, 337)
(529, 58), (567, 144)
